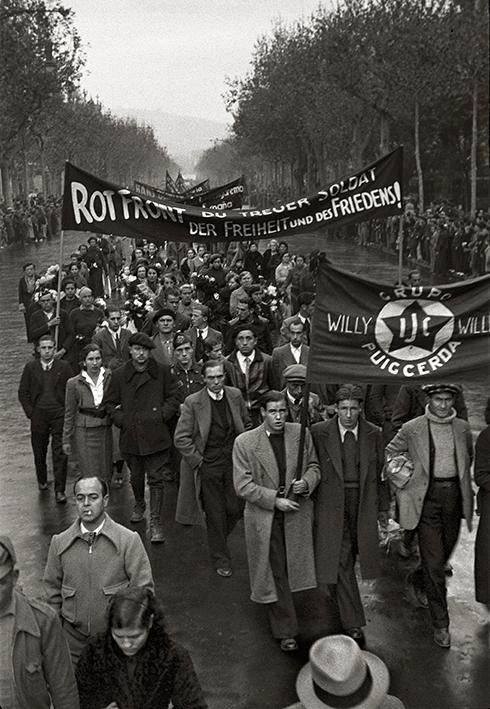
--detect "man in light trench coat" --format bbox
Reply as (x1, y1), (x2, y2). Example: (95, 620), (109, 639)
(233, 390), (320, 652)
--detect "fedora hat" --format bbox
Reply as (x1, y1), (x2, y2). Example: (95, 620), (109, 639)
(296, 635), (400, 709)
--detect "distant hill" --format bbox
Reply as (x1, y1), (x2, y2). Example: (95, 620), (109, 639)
(115, 107), (229, 173)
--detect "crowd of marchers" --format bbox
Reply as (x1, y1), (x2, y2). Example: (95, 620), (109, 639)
(3, 233), (489, 709)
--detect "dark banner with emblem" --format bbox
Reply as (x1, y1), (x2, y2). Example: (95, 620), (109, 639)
(62, 147), (403, 243)
(307, 259), (490, 384)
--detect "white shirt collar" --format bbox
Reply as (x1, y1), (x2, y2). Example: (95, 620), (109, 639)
(338, 420), (359, 441)
(289, 343), (302, 362)
(81, 368), (106, 407)
(41, 359), (54, 371)
(207, 388), (224, 401)
(80, 517), (105, 536)
(198, 326), (209, 338)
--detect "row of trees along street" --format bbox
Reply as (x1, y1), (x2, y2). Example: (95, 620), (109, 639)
(0, 0), (177, 205)
(196, 0), (489, 216)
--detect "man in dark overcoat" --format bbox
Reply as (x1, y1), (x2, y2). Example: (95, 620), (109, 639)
(18, 333), (72, 502)
(311, 384), (388, 648)
(105, 332), (179, 543)
(175, 360), (250, 576)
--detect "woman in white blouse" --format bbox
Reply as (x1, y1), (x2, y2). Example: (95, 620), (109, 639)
(63, 344), (113, 481)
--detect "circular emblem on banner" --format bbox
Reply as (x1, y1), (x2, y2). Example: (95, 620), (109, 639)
(375, 299), (454, 360)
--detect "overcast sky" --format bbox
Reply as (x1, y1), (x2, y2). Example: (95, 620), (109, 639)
(68, 0), (330, 124)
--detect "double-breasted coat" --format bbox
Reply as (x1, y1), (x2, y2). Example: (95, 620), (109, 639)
(233, 422), (320, 603)
(174, 386), (250, 526)
(385, 414), (474, 531)
(105, 358), (179, 456)
(311, 417), (388, 585)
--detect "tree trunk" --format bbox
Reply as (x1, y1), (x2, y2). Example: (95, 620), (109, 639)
(0, 164), (13, 206)
(379, 112), (390, 155)
(469, 77), (478, 218)
(414, 99), (424, 212)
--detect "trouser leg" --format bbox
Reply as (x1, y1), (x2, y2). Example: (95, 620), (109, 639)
(418, 483), (461, 629)
(200, 463), (231, 567)
(267, 513), (298, 639)
(126, 454), (146, 502)
(330, 489), (366, 630)
(30, 409), (50, 485)
(51, 411), (67, 492)
(223, 464), (244, 536)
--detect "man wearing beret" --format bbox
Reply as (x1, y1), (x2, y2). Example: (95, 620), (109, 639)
(281, 364), (323, 426)
(105, 331), (180, 543)
(151, 308), (177, 367)
(311, 384), (388, 649)
(0, 536), (78, 708)
(386, 383), (473, 648)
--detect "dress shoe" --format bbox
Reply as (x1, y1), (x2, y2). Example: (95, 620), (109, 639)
(433, 627), (451, 648)
(279, 638), (298, 652)
(38, 483), (49, 491)
(55, 492), (67, 504)
(216, 567), (232, 577)
(345, 628), (366, 649)
(404, 582), (428, 609)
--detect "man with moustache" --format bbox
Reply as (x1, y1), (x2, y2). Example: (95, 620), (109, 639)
(43, 476), (153, 664)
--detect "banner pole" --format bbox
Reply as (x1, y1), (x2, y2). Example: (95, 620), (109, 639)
(291, 383), (311, 491)
(397, 214), (404, 285)
(54, 229), (64, 350)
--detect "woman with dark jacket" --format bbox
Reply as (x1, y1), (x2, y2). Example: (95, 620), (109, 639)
(62, 343), (112, 481)
(76, 586), (207, 709)
(474, 399), (490, 610)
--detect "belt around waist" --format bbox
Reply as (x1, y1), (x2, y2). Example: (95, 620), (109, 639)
(432, 477), (458, 485)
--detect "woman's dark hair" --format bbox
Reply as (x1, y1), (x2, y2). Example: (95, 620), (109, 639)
(108, 587), (165, 632)
(80, 343), (102, 367)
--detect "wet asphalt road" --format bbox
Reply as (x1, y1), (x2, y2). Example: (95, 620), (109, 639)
(0, 231), (488, 709)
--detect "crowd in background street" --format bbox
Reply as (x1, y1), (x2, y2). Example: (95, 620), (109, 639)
(0, 194), (62, 247)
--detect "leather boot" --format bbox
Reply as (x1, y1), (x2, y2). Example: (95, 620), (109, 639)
(149, 488), (165, 543)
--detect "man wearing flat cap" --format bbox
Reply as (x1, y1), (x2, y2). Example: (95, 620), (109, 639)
(386, 383), (473, 649)
(0, 536), (78, 708)
(311, 384), (388, 649)
(105, 331), (180, 543)
(282, 364), (323, 426)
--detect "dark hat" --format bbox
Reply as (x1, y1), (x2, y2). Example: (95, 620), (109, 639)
(128, 332), (155, 349)
(283, 364), (307, 382)
(173, 332), (192, 349)
(0, 536), (16, 579)
(422, 383), (460, 397)
(152, 308), (176, 323)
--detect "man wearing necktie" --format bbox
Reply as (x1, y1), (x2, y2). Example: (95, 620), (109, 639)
(18, 333), (72, 502)
(311, 384), (388, 649)
(281, 364), (323, 426)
